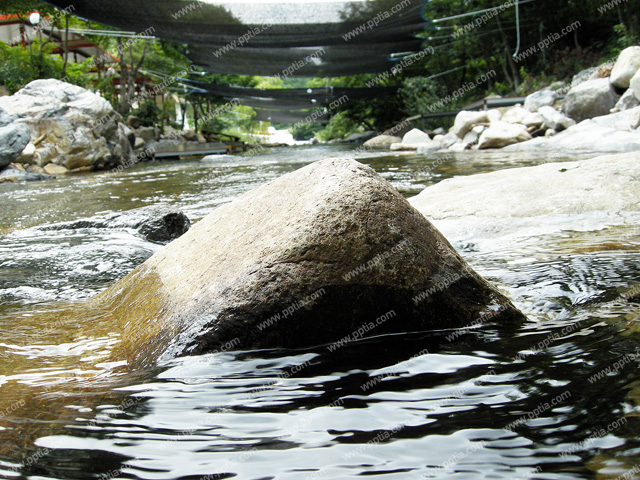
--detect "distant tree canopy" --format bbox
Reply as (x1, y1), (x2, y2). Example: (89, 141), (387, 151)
(322, 0), (640, 133)
(1, 0), (639, 138)
(0, 0), (56, 17)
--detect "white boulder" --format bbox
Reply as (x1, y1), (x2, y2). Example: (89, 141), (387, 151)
(521, 112), (545, 128)
(501, 106), (530, 124)
(487, 109), (502, 123)
(0, 108), (31, 169)
(409, 152), (640, 219)
(477, 121), (532, 149)
(614, 88), (640, 111)
(538, 106), (576, 131)
(363, 134), (402, 149)
(402, 128), (431, 145)
(453, 111), (488, 138)
(630, 68), (640, 101)
(610, 46), (640, 88)
(524, 89), (557, 112)
(505, 108), (640, 153)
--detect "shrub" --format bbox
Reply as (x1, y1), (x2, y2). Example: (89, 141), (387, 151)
(316, 111), (360, 141)
(131, 100), (161, 127)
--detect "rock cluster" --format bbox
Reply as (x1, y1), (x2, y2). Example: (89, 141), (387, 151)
(364, 86), (574, 153)
(365, 46), (640, 154)
(0, 79), (135, 177)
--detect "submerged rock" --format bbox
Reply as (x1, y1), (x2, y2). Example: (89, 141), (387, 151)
(40, 205), (191, 244)
(0, 165), (52, 182)
(95, 158), (524, 366)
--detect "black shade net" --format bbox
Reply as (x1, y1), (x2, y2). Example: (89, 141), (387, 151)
(230, 97), (331, 111)
(181, 81), (397, 103)
(185, 40), (425, 77)
(43, 0), (431, 76)
(181, 81), (397, 120)
(252, 109), (329, 124)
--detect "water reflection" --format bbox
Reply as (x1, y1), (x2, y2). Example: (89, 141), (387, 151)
(0, 145), (639, 479)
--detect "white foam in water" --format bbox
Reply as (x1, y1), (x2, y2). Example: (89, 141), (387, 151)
(0, 286), (57, 302)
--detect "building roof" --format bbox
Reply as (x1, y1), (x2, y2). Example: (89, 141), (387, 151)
(0, 13), (118, 65)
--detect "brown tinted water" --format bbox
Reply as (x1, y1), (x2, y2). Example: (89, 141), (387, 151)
(0, 145), (639, 479)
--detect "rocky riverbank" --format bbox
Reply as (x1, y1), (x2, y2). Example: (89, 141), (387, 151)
(0, 79), (217, 183)
(0, 79), (135, 180)
(365, 46), (640, 154)
(407, 149), (640, 324)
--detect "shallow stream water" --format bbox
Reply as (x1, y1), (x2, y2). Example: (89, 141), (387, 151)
(0, 145), (639, 479)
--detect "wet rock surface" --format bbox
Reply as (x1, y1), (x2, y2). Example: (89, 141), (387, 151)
(92, 158), (525, 367)
(39, 205), (191, 244)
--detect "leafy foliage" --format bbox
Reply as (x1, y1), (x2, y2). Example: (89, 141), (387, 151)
(130, 100), (161, 127)
(316, 111), (361, 141)
(0, 42), (89, 93)
(0, 0), (56, 17)
(290, 122), (323, 141)
(2, 0), (640, 139)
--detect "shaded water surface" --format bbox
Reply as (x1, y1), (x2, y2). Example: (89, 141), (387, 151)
(0, 145), (639, 479)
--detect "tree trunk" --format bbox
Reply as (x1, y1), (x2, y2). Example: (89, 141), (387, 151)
(495, 16), (520, 89)
(617, 4), (625, 27)
(500, 54), (514, 89)
(180, 99), (187, 130)
(62, 14), (69, 77)
(116, 38), (149, 116)
(193, 98), (200, 132)
(539, 21), (545, 62)
(128, 39), (149, 110)
(117, 38), (129, 115)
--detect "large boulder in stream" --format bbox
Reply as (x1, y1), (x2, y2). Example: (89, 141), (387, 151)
(0, 79), (134, 172)
(409, 151), (640, 219)
(363, 134), (401, 148)
(98, 158), (523, 367)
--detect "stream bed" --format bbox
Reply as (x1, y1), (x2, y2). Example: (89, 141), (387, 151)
(0, 145), (639, 479)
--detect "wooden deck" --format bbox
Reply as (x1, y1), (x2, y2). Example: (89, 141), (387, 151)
(153, 141), (248, 159)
